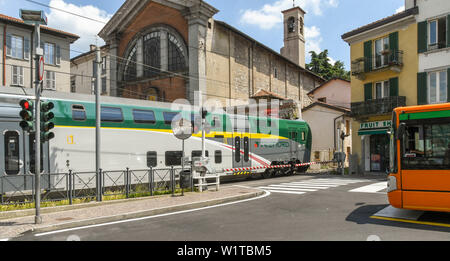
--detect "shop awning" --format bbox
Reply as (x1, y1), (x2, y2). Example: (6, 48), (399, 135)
(358, 129), (388, 136)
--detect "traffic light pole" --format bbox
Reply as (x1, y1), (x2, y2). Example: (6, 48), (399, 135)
(34, 23), (42, 225)
(95, 46), (102, 202)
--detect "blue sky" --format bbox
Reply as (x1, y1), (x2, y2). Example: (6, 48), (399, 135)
(1, 0), (405, 69)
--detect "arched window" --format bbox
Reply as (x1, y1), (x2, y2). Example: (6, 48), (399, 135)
(168, 33), (186, 72)
(124, 45), (137, 81)
(144, 31), (161, 77)
(287, 17), (296, 33)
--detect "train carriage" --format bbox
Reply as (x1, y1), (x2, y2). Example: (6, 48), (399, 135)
(0, 87), (312, 193)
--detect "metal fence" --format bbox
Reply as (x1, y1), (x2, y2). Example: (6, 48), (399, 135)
(0, 167), (191, 206)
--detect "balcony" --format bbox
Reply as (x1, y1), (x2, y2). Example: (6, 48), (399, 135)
(352, 50), (404, 80)
(351, 96), (406, 118)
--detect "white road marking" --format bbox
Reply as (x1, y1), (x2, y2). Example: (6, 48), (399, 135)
(0, 238), (9, 241)
(34, 188), (271, 237)
(278, 184), (332, 189)
(263, 190), (306, 195)
(267, 185), (317, 191)
(258, 186), (315, 192)
(349, 182), (387, 193)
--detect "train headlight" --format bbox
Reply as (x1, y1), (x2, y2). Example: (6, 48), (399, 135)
(387, 176), (397, 193)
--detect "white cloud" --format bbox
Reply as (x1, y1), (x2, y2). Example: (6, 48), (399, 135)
(395, 5), (405, 13)
(46, 0), (112, 56)
(240, 0), (339, 30)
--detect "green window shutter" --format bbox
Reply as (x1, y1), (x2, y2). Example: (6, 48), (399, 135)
(447, 15), (450, 47)
(389, 32), (399, 52)
(389, 77), (399, 97)
(364, 83), (373, 101)
(417, 72), (428, 105)
(418, 21), (428, 53)
(447, 68), (450, 102)
(364, 41), (372, 72)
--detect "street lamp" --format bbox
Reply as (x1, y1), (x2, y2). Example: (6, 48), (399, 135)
(20, 9), (47, 225)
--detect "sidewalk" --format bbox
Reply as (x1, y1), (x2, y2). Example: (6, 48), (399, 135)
(0, 185), (264, 240)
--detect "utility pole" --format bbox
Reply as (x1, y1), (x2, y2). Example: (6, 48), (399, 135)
(95, 45), (102, 202)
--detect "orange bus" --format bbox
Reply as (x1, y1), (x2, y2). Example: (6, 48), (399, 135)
(388, 103), (450, 212)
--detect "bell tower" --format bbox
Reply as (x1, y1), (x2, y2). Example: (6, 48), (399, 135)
(280, 6), (306, 68)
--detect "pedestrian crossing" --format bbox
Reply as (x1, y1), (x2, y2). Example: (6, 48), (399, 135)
(349, 182), (387, 194)
(258, 178), (369, 195)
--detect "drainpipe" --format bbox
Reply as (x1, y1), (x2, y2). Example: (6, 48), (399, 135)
(2, 23), (6, 86)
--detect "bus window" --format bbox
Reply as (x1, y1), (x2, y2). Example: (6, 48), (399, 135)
(133, 109), (156, 124)
(101, 107), (123, 123)
(402, 122), (450, 169)
(72, 105), (86, 121)
(4, 131), (19, 175)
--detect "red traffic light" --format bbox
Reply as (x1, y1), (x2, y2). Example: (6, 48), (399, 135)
(20, 99), (32, 110)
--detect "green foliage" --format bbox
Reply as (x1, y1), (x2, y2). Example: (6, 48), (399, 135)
(306, 50), (350, 81)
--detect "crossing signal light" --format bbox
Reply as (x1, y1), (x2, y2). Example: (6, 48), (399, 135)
(40, 101), (55, 142)
(19, 99), (34, 132)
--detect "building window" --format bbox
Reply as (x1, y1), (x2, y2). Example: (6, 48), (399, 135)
(7, 35), (23, 59)
(374, 80), (390, 99)
(11, 66), (24, 86)
(44, 43), (55, 65)
(101, 77), (107, 94)
(70, 76), (76, 93)
(429, 71), (447, 104)
(374, 37), (389, 68)
(287, 17), (296, 33)
(102, 57), (107, 75)
(428, 17), (447, 49)
(124, 45), (137, 81)
(144, 31), (161, 77)
(273, 67), (278, 79)
(168, 33), (186, 72)
(44, 71), (56, 90)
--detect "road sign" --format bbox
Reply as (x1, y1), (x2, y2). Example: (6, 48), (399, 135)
(171, 113), (193, 140)
(38, 56), (44, 82)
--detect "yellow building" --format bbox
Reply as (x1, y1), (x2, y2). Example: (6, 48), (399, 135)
(342, 7), (419, 174)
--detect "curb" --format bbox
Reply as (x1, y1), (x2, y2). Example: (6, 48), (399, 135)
(29, 190), (265, 235)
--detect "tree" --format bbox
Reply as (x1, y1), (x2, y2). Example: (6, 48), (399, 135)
(306, 50), (350, 81)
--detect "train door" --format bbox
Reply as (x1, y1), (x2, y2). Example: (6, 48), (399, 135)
(0, 122), (25, 176)
(232, 133), (251, 169)
(288, 130), (299, 160)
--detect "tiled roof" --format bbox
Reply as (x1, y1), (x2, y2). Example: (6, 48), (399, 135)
(341, 6), (418, 40)
(303, 101), (351, 113)
(0, 13), (79, 40)
(252, 89), (287, 100)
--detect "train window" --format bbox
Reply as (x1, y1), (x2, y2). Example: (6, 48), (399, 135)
(101, 106), (123, 123)
(163, 112), (178, 125)
(146, 151), (157, 167)
(72, 105), (86, 121)
(235, 136), (241, 162)
(4, 131), (20, 175)
(215, 150), (222, 164)
(244, 137), (250, 162)
(165, 151), (183, 166)
(29, 133), (43, 174)
(133, 109), (156, 124)
(192, 150), (209, 158)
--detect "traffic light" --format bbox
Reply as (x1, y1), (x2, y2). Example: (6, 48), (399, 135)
(19, 99), (34, 132)
(40, 101), (55, 142)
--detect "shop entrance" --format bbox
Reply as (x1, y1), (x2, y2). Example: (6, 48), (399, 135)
(370, 134), (389, 172)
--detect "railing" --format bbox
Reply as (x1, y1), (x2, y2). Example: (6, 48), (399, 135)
(352, 50), (404, 76)
(0, 167), (192, 206)
(351, 96), (406, 117)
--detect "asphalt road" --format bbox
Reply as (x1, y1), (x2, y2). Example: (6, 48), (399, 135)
(14, 174), (450, 241)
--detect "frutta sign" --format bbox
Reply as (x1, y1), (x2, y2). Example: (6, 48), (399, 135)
(360, 120), (392, 130)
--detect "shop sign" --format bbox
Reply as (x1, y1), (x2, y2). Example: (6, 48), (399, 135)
(360, 120), (392, 130)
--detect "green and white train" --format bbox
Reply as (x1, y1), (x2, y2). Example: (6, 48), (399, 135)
(0, 87), (312, 185)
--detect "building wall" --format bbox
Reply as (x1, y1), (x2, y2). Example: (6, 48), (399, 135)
(71, 50), (111, 95)
(1, 23), (73, 93)
(303, 105), (352, 167)
(206, 21), (321, 108)
(310, 79), (351, 108)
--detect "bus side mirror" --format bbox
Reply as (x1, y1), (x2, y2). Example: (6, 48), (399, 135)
(397, 123), (406, 140)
